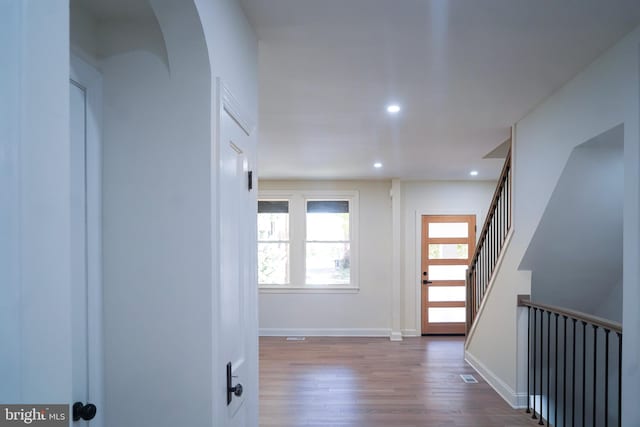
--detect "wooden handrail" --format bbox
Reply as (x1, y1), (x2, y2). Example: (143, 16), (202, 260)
(469, 142), (511, 270)
(518, 295), (622, 333)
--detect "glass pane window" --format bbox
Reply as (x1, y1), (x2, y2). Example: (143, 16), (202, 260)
(428, 307), (466, 323)
(428, 222), (468, 238)
(306, 200), (349, 241)
(306, 200), (350, 285)
(428, 286), (466, 302)
(428, 243), (469, 259)
(258, 200), (289, 284)
(258, 243), (289, 284)
(428, 264), (468, 281)
(258, 201), (289, 241)
(305, 243), (350, 285)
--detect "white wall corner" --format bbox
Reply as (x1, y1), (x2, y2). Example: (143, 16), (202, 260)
(390, 178), (403, 341)
(515, 303), (530, 405)
(465, 351), (527, 409)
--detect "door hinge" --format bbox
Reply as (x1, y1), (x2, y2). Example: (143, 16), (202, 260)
(248, 170), (253, 191)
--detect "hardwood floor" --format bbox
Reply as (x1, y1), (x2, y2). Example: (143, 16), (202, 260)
(259, 336), (538, 427)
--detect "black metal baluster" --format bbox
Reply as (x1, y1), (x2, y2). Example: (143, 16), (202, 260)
(527, 306), (531, 414)
(593, 325), (598, 427)
(604, 329), (610, 427)
(564, 316), (568, 427)
(506, 170), (510, 230)
(481, 244), (484, 297)
(546, 310), (550, 425)
(489, 219), (493, 273)
(476, 268), (479, 313)
(480, 247), (484, 298)
(533, 307), (538, 420)
(476, 263), (480, 312)
(582, 321), (587, 427)
(555, 313), (559, 427)
(498, 192), (502, 245)
(502, 186), (506, 242)
(617, 332), (622, 427)
(572, 318), (577, 427)
(539, 310), (545, 425)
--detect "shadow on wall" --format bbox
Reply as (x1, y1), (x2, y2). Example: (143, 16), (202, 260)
(519, 124), (624, 322)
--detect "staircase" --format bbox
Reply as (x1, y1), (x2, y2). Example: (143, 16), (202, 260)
(466, 140), (512, 333)
(464, 136), (624, 426)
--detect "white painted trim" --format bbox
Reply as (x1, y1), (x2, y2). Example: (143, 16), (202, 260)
(259, 328), (392, 337)
(465, 350), (528, 409)
(464, 228), (515, 349)
(401, 329), (420, 337)
(220, 80), (255, 136)
(390, 179), (402, 341)
(70, 54), (104, 427)
(389, 332), (403, 341)
(259, 287), (359, 294)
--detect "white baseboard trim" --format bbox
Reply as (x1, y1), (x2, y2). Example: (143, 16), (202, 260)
(259, 328), (392, 337)
(389, 331), (403, 341)
(465, 350), (527, 409)
(401, 329), (420, 337)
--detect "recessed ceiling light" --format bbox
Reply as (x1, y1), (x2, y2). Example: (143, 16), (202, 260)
(386, 104), (401, 114)
(374, 162), (383, 168)
(470, 170), (479, 176)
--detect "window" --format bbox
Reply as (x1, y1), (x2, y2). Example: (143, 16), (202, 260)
(257, 191), (358, 292)
(305, 200), (350, 285)
(257, 200), (290, 285)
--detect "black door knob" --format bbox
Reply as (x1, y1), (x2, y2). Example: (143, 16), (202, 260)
(230, 383), (243, 397)
(72, 402), (97, 421)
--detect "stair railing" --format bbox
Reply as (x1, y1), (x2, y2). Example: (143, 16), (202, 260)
(518, 295), (622, 427)
(466, 143), (512, 333)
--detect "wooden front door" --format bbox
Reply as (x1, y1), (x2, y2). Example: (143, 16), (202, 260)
(421, 215), (475, 335)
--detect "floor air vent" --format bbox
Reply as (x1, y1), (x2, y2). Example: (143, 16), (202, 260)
(460, 374), (478, 384)
(285, 337), (306, 341)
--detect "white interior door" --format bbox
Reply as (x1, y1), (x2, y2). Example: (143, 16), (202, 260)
(70, 56), (103, 427)
(217, 82), (258, 427)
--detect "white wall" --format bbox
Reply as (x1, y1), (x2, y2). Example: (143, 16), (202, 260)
(521, 127), (623, 318)
(96, 3), (213, 427)
(196, 0), (258, 123)
(466, 26), (640, 422)
(595, 278), (623, 324)
(0, 0), (72, 403)
(258, 180), (393, 335)
(400, 181), (496, 335)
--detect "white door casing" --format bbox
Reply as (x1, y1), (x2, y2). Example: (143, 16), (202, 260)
(216, 79), (258, 427)
(70, 55), (103, 427)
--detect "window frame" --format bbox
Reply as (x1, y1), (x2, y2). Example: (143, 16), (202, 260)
(258, 190), (359, 293)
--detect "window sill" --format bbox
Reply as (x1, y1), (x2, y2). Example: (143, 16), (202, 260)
(259, 286), (360, 294)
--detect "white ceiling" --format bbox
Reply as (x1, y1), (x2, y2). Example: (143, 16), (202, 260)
(240, 0), (640, 180)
